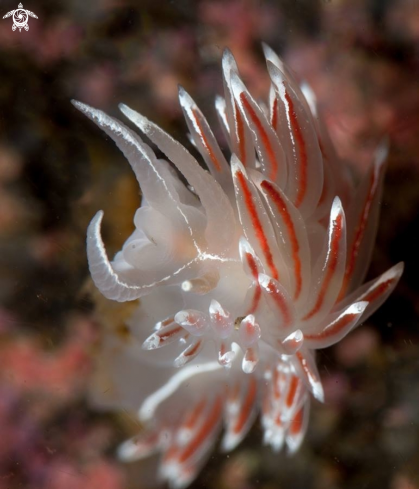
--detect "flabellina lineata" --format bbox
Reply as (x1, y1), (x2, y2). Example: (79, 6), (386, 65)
(73, 44), (403, 489)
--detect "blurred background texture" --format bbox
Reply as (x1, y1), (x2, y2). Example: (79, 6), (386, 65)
(1, 0), (419, 488)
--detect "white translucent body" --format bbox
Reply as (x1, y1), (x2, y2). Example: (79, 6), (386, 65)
(75, 46), (403, 489)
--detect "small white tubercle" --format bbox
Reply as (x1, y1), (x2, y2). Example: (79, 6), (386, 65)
(175, 310), (208, 336)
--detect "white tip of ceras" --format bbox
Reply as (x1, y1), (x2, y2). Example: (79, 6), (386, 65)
(384, 261), (405, 281)
(222, 47), (239, 76)
(142, 322), (187, 350)
(186, 133), (197, 148)
(215, 94), (227, 113)
(119, 103), (150, 133)
(300, 82), (317, 117)
(239, 237), (264, 280)
(330, 195), (344, 221)
(117, 439), (142, 462)
(178, 85), (195, 111)
(230, 152), (245, 170)
(257, 272), (271, 290)
(350, 301), (369, 315)
(239, 314), (261, 347)
(174, 310), (208, 337)
(280, 329), (304, 355)
(209, 299), (233, 338)
(312, 381), (324, 403)
(261, 42), (283, 70)
(72, 100), (112, 132)
(209, 298), (227, 316)
(173, 339), (203, 368)
(238, 236), (254, 259)
(142, 333), (161, 350)
(266, 60), (286, 87)
(71, 99), (94, 115)
(239, 315), (261, 374)
(375, 137), (389, 168)
(209, 300), (235, 367)
(168, 470), (195, 489)
(218, 345), (236, 368)
(242, 347), (259, 374)
(221, 430), (241, 453)
(286, 436), (302, 455)
(269, 430), (285, 453)
(229, 70), (247, 101)
(117, 434), (159, 462)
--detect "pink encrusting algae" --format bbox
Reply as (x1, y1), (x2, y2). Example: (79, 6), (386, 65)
(73, 45), (403, 488)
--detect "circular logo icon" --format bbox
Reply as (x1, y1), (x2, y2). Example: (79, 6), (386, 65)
(12, 8), (28, 31)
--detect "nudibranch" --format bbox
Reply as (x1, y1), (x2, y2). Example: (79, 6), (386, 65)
(73, 45), (403, 488)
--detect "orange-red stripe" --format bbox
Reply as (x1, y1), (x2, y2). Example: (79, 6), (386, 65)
(261, 179), (302, 300)
(244, 346), (257, 364)
(229, 382), (241, 404)
(245, 251), (258, 279)
(233, 377), (257, 435)
(178, 397), (222, 464)
(262, 388), (271, 417)
(182, 398), (207, 431)
(304, 312), (357, 341)
(191, 109), (222, 172)
(159, 316), (175, 328)
(271, 97), (278, 131)
(240, 92), (278, 181)
(273, 368), (281, 400)
(303, 213), (343, 320)
(245, 251), (261, 313)
(162, 444), (179, 464)
(157, 325), (183, 342)
(184, 340), (202, 358)
(264, 278), (291, 327)
(289, 406), (303, 435)
(296, 351), (319, 384)
(133, 430), (159, 452)
(339, 167), (380, 299)
(284, 86), (307, 208)
(236, 170), (279, 280)
(362, 279), (393, 303)
(286, 375), (299, 408)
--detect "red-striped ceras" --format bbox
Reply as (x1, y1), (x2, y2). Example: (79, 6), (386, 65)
(73, 45), (403, 489)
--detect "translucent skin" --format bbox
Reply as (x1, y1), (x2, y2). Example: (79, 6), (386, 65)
(74, 45), (403, 489)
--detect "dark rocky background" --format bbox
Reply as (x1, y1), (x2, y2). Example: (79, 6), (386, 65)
(1, 0), (419, 488)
